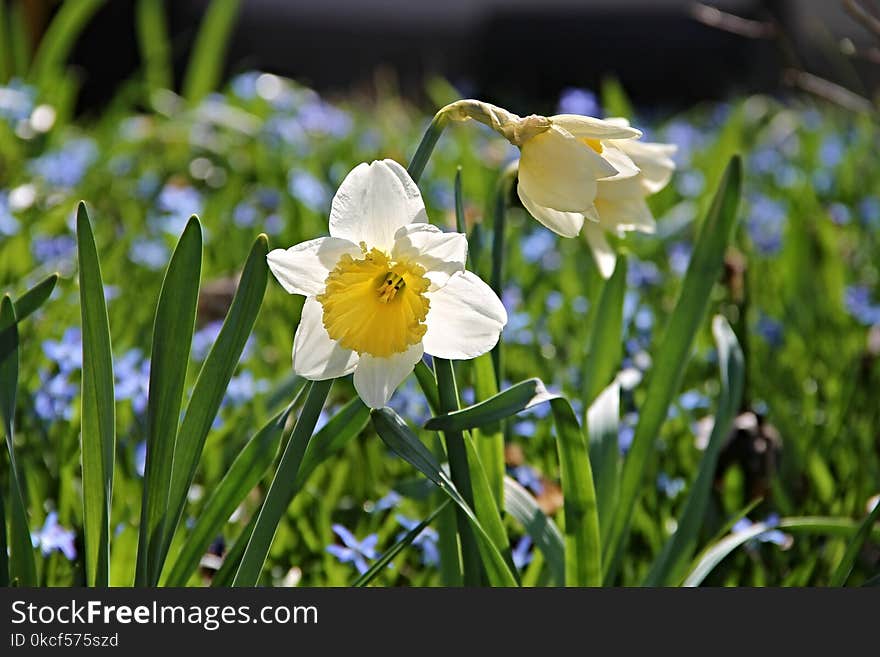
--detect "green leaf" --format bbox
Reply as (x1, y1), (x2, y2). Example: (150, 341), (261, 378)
(586, 382), (620, 539)
(550, 397), (602, 586)
(163, 401), (296, 586)
(644, 316), (745, 586)
(31, 0), (106, 87)
(503, 476), (565, 585)
(0, 491), (7, 586)
(137, 216), (202, 586)
(582, 256), (626, 409)
(682, 522), (770, 587)
(472, 353), (504, 507)
(371, 407), (518, 586)
(602, 155), (742, 579)
(182, 0), (241, 102)
(76, 202), (116, 587)
(136, 0), (172, 94)
(0, 296), (36, 586)
(297, 397), (369, 485)
(424, 378), (556, 433)
(353, 500), (452, 587)
(12, 273), (58, 324)
(160, 233), (268, 569)
(830, 500), (880, 586)
(413, 360), (439, 413)
(210, 512), (258, 587)
(232, 380), (332, 586)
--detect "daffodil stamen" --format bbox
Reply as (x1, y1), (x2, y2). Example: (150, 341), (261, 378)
(317, 248), (430, 358)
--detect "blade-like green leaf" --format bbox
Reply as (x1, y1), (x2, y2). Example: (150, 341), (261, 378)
(582, 256), (626, 410)
(76, 202), (116, 587)
(163, 401), (296, 586)
(413, 360), (439, 413)
(371, 407), (518, 586)
(471, 353), (505, 506)
(682, 522), (769, 587)
(136, 0), (172, 94)
(587, 382), (620, 539)
(182, 0), (241, 102)
(161, 233), (268, 569)
(211, 512), (258, 587)
(0, 296), (36, 586)
(0, 491), (7, 586)
(31, 0), (106, 87)
(297, 398), (369, 485)
(424, 377), (556, 433)
(603, 156), (742, 579)
(503, 476), (565, 585)
(830, 500), (880, 586)
(777, 516), (880, 541)
(644, 315), (745, 586)
(550, 397), (602, 586)
(232, 380), (332, 586)
(12, 273), (58, 324)
(353, 500), (452, 587)
(137, 216), (202, 586)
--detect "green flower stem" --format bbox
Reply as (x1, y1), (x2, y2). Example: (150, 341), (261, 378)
(490, 162), (519, 383)
(407, 111), (451, 184)
(433, 357), (484, 586)
(231, 379), (332, 586)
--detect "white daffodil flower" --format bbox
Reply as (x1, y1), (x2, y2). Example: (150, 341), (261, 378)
(583, 118), (677, 278)
(436, 100), (642, 238)
(267, 159), (507, 409)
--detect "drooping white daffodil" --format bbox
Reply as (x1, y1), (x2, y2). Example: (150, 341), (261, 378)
(583, 118), (677, 278)
(436, 99), (643, 238)
(267, 159), (507, 408)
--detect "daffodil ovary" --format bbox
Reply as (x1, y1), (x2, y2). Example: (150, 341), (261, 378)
(317, 246), (431, 358)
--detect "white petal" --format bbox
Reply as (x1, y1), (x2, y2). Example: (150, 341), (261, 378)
(517, 184), (585, 237)
(597, 145), (640, 182)
(392, 223), (467, 289)
(292, 297), (359, 380)
(379, 159), (430, 224)
(595, 196), (656, 234)
(551, 114), (642, 140)
(353, 344), (423, 408)
(422, 271), (507, 360)
(519, 125), (611, 213)
(329, 160), (427, 252)
(267, 237), (361, 297)
(583, 223), (617, 279)
(616, 140), (677, 194)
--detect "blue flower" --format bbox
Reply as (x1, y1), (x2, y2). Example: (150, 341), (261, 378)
(818, 136), (844, 168)
(288, 169), (330, 212)
(223, 371), (269, 407)
(0, 79), (35, 122)
(667, 241), (692, 276)
(191, 321), (224, 361)
(678, 389), (709, 411)
(296, 98), (352, 138)
(663, 120), (704, 166)
(556, 87), (601, 117)
(828, 202), (851, 226)
(755, 314), (784, 347)
(114, 350), (151, 415)
(521, 228), (557, 265)
(858, 196), (880, 229)
(31, 512), (77, 560)
(512, 535), (533, 570)
(0, 192), (20, 236)
(43, 328), (83, 373)
(371, 491), (402, 513)
(731, 514), (792, 549)
(746, 195), (786, 255)
(129, 238), (169, 270)
(326, 524), (378, 575)
(618, 413), (638, 454)
(388, 378), (430, 425)
(230, 71), (260, 100)
(676, 170), (705, 198)
(155, 184), (203, 235)
(29, 137), (97, 187)
(844, 285), (880, 326)
(510, 465), (543, 495)
(395, 515), (440, 567)
(656, 472), (686, 499)
(31, 235), (76, 264)
(627, 259), (661, 289)
(33, 371), (78, 421)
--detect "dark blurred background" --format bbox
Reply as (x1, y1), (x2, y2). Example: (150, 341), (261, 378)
(15, 0), (880, 112)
